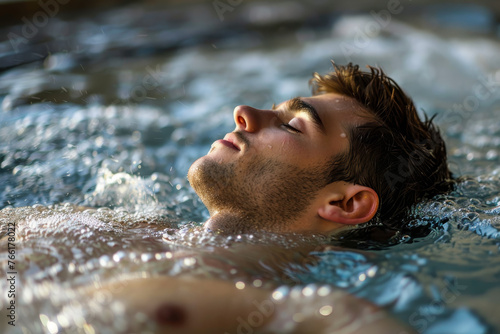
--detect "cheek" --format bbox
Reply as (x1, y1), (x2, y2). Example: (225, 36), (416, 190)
(252, 131), (312, 161)
(275, 137), (313, 162)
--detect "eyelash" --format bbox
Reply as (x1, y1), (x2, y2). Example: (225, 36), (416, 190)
(272, 104), (301, 134)
(280, 122), (301, 133)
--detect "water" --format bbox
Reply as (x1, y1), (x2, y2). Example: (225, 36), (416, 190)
(1, 1), (500, 333)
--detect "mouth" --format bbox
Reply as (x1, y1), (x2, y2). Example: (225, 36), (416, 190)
(209, 132), (247, 153)
(221, 133), (241, 151)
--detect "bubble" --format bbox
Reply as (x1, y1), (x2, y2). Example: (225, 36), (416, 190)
(235, 281), (246, 290)
(302, 286), (315, 297)
(401, 235), (412, 243)
(23, 288), (33, 304)
(40, 314), (50, 326)
(99, 255), (112, 268)
(486, 150), (498, 160)
(141, 253), (154, 262)
(183, 257), (196, 266)
(113, 251), (126, 263)
(317, 286), (331, 297)
(253, 279), (263, 287)
(319, 305), (333, 316)
(271, 286), (290, 301)
(57, 314), (70, 328)
(47, 321), (59, 334)
(367, 267), (377, 278)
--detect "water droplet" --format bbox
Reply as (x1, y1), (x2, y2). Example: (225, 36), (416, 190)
(57, 314), (70, 328)
(141, 253), (154, 262)
(183, 257), (196, 266)
(47, 320), (59, 334)
(99, 255), (112, 267)
(302, 286), (314, 297)
(272, 291), (284, 301)
(40, 314), (49, 326)
(112, 251), (126, 263)
(319, 305), (333, 316)
(23, 288), (33, 304)
(367, 266), (377, 277)
(317, 286), (331, 297)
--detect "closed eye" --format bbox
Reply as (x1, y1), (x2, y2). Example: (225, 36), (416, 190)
(272, 98), (325, 135)
(281, 122), (301, 133)
(273, 103), (302, 133)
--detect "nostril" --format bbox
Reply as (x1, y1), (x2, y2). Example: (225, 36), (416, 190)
(237, 116), (246, 128)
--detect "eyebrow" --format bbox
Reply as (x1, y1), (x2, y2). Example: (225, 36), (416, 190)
(274, 97), (326, 134)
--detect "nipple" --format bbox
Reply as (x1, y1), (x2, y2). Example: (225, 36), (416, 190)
(155, 303), (187, 327)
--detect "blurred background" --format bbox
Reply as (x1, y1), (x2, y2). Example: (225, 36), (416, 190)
(2, 0), (500, 71)
(1, 0), (500, 208)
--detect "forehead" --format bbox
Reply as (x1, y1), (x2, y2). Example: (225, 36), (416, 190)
(303, 93), (363, 114)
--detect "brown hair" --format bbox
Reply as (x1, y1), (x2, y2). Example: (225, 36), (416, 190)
(310, 62), (453, 227)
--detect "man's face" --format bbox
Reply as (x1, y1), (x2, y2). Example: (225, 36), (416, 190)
(188, 93), (365, 234)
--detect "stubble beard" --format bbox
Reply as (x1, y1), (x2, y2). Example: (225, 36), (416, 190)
(188, 155), (329, 234)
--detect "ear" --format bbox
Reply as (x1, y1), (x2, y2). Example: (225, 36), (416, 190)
(317, 183), (379, 226)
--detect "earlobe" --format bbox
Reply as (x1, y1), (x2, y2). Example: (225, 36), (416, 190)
(318, 184), (379, 226)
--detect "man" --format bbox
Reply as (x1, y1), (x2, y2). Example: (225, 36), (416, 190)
(188, 62), (452, 235)
(79, 63), (450, 333)
(7, 63), (451, 333)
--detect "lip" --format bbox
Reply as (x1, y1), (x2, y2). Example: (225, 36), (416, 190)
(214, 139), (239, 151)
(221, 133), (241, 151)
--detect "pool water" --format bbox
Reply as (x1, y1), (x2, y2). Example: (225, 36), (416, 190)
(1, 1), (500, 333)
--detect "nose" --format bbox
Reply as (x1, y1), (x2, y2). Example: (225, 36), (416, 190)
(233, 105), (274, 133)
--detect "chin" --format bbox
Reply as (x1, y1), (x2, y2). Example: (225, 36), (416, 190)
(187, 156), (202, 178)
(187, 156), (235, 208)
(187, 157), (207, 191)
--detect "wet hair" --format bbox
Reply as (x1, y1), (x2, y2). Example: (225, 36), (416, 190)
(310, 62), (453, 228)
